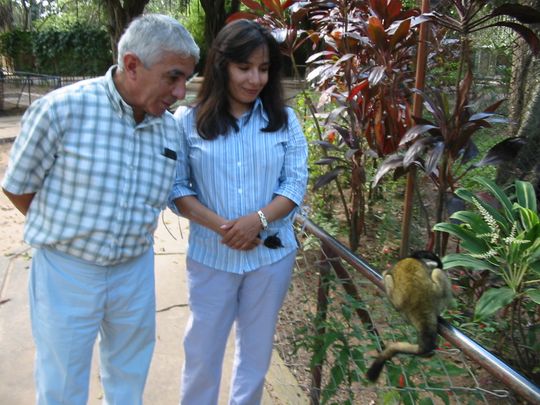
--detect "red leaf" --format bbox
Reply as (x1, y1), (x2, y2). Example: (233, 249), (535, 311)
(348, 80), (369, 101)
(369, 0), (387, 19)
(387, 0), (403, 24)
(226, 11), (259, 23)
(241, 0), (264, 12)
(367, 16), (387, 50)
(261, 0), (281, 15)
(398, 374), (405, 388)
(389, 18), (411, 50)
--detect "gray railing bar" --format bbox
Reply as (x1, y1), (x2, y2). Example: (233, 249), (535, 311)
(295, 215), (540, 404)
(296, 215), (384, 290)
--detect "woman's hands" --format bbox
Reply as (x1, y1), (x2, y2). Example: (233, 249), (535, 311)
(220, 212), (262, 251)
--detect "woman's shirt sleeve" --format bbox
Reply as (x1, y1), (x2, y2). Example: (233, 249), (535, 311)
(273, 107), (308, 206)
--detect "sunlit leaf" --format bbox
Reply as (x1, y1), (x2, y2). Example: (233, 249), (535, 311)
(373, 154), (404, 187)
(399, 124), (438, 145)
(424, 141), (445, 175)
(305, 50), (335, 64)
(367, 16), (387, 50)
(368, 65), (386, 86)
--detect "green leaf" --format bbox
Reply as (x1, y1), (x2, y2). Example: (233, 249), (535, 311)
(454, 188), (510, 232)
(419, 398), (435, 405)
(427, 362), (465, 376)
(449, 211), (491, 233)
(515, 180), (537, 212)
(382, 391), (401, 405)
(525, 289), (540, 305)
(475, 287), (515, 320)
(472, 177), (514, 221)
(515, 205), (539, 231)
(433, 223), (489, 254)
(442, 253), (497, 271)
(530, 260), (540, 277)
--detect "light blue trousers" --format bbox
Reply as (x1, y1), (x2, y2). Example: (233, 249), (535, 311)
(180, 251), (296, 405)
(29, 247), (156, 405)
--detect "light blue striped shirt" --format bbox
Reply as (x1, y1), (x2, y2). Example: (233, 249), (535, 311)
(2, 66), (180, 265)
(169, 99), (308, 273)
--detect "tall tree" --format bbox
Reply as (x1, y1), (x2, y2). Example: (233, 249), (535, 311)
(101, 0), (150, 61)
(199, 0), (239, 50)
(0, 0), (14, 32)
(499, 0), (540, 195)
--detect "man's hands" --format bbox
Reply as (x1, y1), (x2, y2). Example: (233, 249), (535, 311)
(220, 212), (262, 251)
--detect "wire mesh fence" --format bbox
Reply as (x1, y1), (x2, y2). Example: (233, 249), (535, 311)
(267, 217), (540, 404)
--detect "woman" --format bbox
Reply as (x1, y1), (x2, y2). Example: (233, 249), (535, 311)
(169, 19), (308, 405)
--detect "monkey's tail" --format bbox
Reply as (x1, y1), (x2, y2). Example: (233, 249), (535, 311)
(366, 332), (437, 382)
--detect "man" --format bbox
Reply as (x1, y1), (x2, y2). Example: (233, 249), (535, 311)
(1, 14), (199, 405)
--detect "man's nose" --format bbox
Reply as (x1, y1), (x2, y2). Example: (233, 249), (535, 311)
(172, 81), (187, 100)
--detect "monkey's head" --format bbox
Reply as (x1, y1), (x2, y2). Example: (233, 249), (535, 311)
(409, 250), (442, 270)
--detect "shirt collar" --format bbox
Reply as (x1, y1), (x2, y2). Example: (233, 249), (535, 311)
(104, 65), (162, 127)
(240, 98), (269, 125)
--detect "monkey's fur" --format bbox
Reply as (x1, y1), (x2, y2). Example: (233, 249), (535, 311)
(366, 251), (453, 382)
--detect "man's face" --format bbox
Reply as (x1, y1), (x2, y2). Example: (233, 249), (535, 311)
(135, 52), (196, 117)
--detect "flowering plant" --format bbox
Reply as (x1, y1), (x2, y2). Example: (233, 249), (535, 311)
(434, 177), (539, 377)
(434, 177), (540, 320)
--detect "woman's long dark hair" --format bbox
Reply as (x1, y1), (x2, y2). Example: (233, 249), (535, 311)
(195, 19), (286, 140)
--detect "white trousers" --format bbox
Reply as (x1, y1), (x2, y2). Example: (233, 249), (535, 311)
(29, 247), (156, 405)
(180, 251), (296, 405)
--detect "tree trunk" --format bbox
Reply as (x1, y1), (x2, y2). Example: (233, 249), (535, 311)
(199, 0), (240, 51)
(497, 0), (540, 196)
(101, 0), (150, 62)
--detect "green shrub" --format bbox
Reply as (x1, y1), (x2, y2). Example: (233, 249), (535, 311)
(1, 24), (111, 76)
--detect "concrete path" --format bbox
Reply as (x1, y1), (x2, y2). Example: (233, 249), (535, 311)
(0, 114), (308, 404)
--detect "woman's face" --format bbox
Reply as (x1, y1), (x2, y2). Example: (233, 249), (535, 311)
(226, 45), (269, 118)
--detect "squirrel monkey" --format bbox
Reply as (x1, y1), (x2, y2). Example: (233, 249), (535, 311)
(366, 250), (453, 382)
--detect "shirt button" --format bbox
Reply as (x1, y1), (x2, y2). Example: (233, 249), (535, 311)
(237, 161), (241, 167)
(238, 188), (243, 194)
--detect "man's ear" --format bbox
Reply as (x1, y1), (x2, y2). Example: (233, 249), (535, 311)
(122, 53), (141, 79)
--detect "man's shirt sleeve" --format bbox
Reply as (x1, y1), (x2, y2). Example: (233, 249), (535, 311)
(167, 112), (198, 216)
(2, 97), (60, 195)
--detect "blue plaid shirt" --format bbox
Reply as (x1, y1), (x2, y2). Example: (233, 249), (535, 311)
(169, 100), (308, 273)
(2, 66), (180, 265)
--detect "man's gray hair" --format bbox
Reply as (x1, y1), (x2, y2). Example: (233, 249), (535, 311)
(117, 14), (199, 69)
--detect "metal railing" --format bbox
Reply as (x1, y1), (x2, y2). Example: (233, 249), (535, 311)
(0, 71), (96, 110)
(280, 215), (540, 404)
